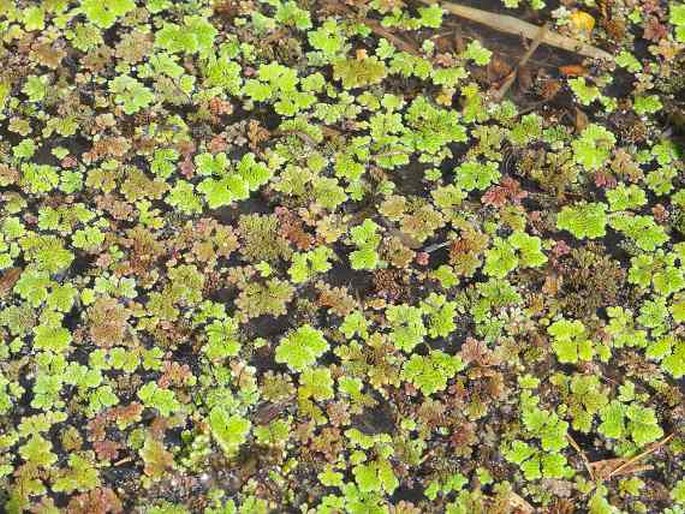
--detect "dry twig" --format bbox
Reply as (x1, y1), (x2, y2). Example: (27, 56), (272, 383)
(418, 0), (613, 60)
(491, 22), (549, 100)
(566, 433), (596, 481)
(598, 433), (674, 481)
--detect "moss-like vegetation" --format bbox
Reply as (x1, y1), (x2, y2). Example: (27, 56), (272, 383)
(0, 0), (684, 512)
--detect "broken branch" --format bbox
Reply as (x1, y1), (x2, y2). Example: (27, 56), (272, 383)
(491, 22), (549, 100)
(417, 0), (613, 61)
(603, 433), (674, 481)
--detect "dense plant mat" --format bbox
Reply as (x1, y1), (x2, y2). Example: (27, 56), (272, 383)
(1, 0), (685, 512)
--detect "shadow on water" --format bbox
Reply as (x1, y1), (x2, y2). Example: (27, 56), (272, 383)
(352, 399), (396, 435)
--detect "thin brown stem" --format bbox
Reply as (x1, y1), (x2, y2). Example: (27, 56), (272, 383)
(417, 0), (613, 60)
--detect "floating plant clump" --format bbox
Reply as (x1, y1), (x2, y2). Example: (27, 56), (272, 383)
(0, 0), (684, 512)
